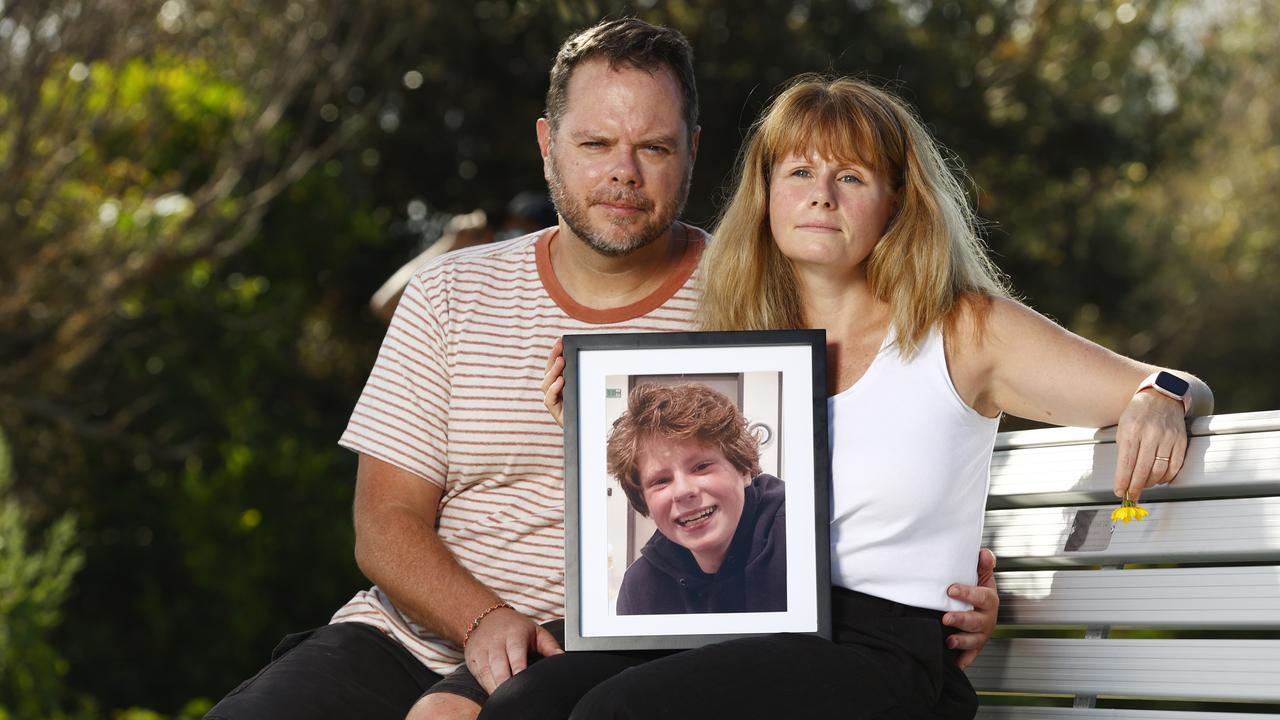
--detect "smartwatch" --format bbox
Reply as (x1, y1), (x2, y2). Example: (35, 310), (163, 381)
(1135, 370), (1191, 416)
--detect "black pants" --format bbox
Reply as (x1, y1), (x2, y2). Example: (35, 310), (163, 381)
(455, 620), (670, 720)
(204, 622), (446, 720)
(470, 589), (976, 719)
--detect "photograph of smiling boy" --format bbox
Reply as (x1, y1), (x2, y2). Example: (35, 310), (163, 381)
(605, 382), (787, 615)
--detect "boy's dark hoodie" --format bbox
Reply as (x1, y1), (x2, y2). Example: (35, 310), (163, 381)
(616, 474), (786, 615)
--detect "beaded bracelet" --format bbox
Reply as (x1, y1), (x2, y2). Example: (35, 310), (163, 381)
(463, 601), (513, 647)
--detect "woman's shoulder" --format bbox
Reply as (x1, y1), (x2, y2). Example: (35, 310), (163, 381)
(941, 293), (1035, 415)
(945, 292), (1044, 354)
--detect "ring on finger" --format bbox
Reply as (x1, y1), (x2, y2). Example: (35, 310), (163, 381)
(1154, 455), (1171, 462)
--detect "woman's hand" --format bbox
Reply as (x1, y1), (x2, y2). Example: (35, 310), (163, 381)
(1114, 390), (1188, 502)
(942, 548), (999, 670)
(541, 337), (565, 428)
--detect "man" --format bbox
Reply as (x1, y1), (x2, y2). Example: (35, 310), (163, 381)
(205, 18), (997, 720)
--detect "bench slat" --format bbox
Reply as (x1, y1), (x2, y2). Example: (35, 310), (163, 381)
(989, 430), (1280, 508)
(977, 708), (1280, 720)
(998, 567), (1280, 627)
(982, 497), (1280, 567)
(967, 638), (1280, 702)
(994, 410), (1280, 450)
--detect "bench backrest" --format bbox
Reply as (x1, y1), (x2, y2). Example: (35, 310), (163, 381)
(968, 410), (1280, 718)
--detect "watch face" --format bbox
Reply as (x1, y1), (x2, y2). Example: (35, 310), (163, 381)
(1156, 371), (1190, 397)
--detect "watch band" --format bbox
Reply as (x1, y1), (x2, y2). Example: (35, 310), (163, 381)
(1135, 370), (1191, 416)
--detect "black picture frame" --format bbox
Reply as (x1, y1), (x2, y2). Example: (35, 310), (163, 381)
(563, 329), (831, 651)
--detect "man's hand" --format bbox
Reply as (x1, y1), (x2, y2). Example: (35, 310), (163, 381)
(463, 607), (562, 694)
(406, 692), (482, 720)
(941, 548), (999, 670)
(541, 337), (565, 428)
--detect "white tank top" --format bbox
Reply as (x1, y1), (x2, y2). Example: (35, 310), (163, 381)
(828, 325), (999, 611)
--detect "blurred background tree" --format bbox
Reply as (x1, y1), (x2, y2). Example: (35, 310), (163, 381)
(0, 0), (1274, 716)
(0, 428), (83, 719)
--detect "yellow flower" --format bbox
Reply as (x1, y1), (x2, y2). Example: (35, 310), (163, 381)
(1111, 496), (1149, 524)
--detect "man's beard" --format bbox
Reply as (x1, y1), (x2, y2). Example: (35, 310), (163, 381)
(546, 151), (691, 258)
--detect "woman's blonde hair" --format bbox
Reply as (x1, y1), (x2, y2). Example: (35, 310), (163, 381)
(697, 75), (1009, 356)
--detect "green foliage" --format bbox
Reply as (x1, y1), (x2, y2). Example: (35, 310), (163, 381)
(0, 430), (85, 718)
(46, 168), (381, 712)
(1, 2), (397, 713)
(3, 52), (249, 373)
(1116, 5), (1280, 412)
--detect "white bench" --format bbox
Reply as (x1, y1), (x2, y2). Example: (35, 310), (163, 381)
(968, 410), (1280, 718)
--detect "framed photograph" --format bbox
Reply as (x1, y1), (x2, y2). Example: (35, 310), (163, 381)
(563, 329), (831, 651)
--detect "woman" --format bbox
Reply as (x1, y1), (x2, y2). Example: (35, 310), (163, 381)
(557, 75), (1212, 719)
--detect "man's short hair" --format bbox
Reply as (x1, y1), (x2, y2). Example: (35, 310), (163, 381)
(546, 17), (698, 141)
(606, 383), (761, 517)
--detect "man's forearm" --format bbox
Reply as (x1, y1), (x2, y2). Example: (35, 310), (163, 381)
(355, 503), (502, 645)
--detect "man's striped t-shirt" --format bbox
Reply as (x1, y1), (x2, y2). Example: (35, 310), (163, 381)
(334, 226), (703, 675)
